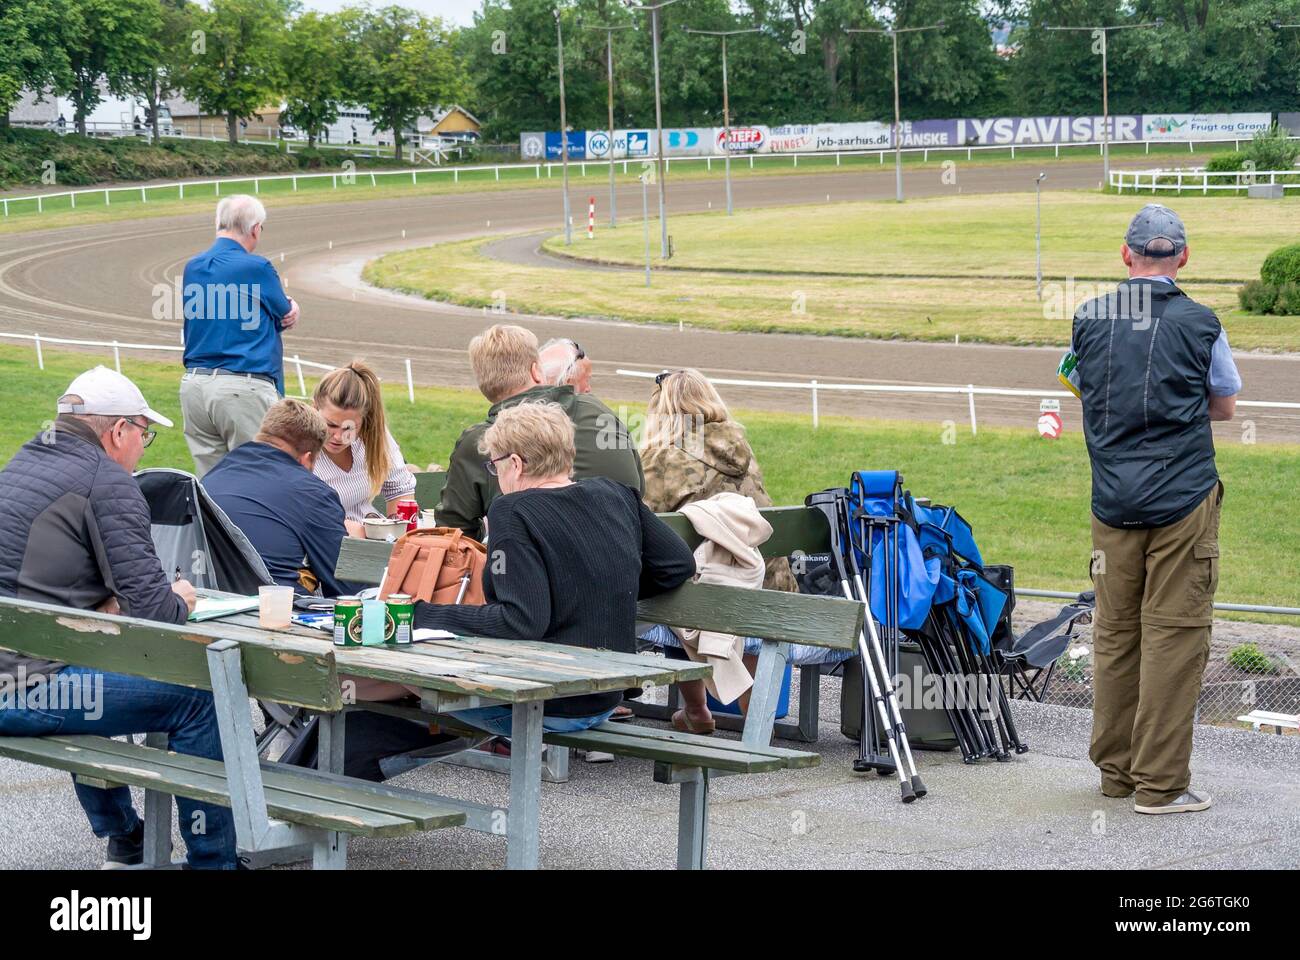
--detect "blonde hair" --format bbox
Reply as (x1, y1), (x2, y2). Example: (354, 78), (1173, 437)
(313, 360), (391, 497)
(479, 402), (575, 479)
(643, 369), (730, 449)
(256, 399), (327, 457)
(469, 324), (539, 403)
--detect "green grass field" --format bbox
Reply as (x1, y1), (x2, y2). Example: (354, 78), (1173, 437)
(3, 343), (1296, 616)
(0, 138), (1247, 237)
(366, 192), (1300, 351)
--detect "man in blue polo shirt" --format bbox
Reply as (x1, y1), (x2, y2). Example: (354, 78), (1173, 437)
(181, 195), (300, 477)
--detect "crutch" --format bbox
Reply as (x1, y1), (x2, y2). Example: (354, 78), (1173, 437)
(846, 496), (927, 798)
(807, 491), (916, 802)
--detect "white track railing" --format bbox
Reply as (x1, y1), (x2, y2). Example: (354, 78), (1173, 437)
(1110, 167), (1300, 194)
(4, 329), (1296, 616)
(615, 367), (1300, 434)
(0, 135), (1266, 218)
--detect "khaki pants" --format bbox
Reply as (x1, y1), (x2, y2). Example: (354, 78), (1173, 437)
(180, 371), (279, 478)
(1088, 483), (1222, 807)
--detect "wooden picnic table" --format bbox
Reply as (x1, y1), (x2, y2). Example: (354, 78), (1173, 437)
(213, 599), (711, 868)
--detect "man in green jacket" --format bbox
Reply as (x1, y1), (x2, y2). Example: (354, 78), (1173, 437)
(437, 324), (644, 541)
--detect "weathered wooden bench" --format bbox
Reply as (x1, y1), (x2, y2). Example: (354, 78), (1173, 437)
(649, 505), (841, 743)
(333, 531), (861, 868)
(1236, 710), (1300, 736)
(0, 595), (466, 869)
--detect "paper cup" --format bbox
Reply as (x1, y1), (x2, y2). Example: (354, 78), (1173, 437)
(258, 585), (294, 629)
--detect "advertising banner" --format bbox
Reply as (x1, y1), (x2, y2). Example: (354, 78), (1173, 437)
(580, 129), (651, 159)
(952, 115), (1142, 145)
(715, 126), (770, 153)
(769, 122), (891, 152)
(1140, 113), (1272, 141)
(895, 119), (961, 148)
(544, 130), (587, 160)
(520, 131), (544, 160)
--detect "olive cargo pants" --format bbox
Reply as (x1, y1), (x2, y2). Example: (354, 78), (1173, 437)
(1088, 483), (1223, 807)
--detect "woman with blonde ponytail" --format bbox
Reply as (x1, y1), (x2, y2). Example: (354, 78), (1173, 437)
(312, 361), (416, 535)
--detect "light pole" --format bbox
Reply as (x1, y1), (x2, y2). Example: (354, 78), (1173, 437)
(554, 8), (572, 245)
(626, 0), (682, 258)
(1035, 171), (1046, 300)
(682, 25), (762, 216)
(846, 19), (945, 203)
(1042, 20), (1162, 187)
(581, 20), (635, 228)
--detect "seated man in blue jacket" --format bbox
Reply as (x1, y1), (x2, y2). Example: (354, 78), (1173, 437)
(208, 399), (454, 781)
(0, 367), (237, 869)
(203, 398), (359, 598)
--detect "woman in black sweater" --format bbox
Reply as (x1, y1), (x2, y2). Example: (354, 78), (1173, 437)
(415, 401), (695, 734)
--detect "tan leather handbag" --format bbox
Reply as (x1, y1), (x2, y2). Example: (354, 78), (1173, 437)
(378, 528), (487, 605)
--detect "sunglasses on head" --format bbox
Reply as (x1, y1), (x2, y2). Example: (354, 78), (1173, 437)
(654, 370), (680, 386)
(569, 340), (586, 361)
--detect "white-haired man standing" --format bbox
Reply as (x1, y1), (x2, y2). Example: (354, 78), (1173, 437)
(181, 194), (300, 476)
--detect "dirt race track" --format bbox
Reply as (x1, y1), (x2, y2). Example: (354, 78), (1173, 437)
(1, 159), (1296, 442)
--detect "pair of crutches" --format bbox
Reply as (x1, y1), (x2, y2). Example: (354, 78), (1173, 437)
(807, 487), (926, 803)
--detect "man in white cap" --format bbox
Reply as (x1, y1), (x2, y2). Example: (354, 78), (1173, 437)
(0, 367), (238, 869)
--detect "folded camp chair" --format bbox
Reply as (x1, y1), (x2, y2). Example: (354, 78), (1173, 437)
(994, 592), (1095, 702)
(135, 469), (300, 756)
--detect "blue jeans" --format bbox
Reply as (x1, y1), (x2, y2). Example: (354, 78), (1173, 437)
(450, 705), (617, 738)
(0, 665), (238, 869)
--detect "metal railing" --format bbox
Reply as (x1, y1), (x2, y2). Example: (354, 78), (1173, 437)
(1110, 166), (1300, 194)
(615, 368), (1300, 434)
(0, 135), (1266, 219)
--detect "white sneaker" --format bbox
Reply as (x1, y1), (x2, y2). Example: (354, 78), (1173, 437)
(1135, 788), (1212, 815)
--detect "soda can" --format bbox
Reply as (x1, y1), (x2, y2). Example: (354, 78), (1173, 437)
(393, 499), (420, 533)
(333, 597), (363, 647)
(386, 594), (414, 645)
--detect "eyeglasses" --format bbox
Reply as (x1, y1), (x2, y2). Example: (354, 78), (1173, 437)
(484, 452), (526, 477)
(569, 340), (586, 361)
(123, 418), (156, 448)
(654, 370), (680, 386)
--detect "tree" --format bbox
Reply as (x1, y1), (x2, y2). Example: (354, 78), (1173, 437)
(345, 6), (469, 159)
(182, 0), (294, 143)
(280, 10), (349, 148)
(126, 0), (197, 144)
(61, 0), (162, 135)
(0, 0), (76, 130)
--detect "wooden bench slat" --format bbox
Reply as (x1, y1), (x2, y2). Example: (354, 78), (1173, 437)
(69, 734), (467, 830)
(539, 727), (789, 773)
(0, 596), (341, 711)
(0, 736), (458, 837)
(571, 721), (820, 768)
(638, 583), (862, 649)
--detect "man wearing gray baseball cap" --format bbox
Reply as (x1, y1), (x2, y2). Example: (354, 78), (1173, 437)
(1063, 204), (1241, 816)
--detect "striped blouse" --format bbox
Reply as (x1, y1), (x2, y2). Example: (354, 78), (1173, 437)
(313, 429), (416, 523)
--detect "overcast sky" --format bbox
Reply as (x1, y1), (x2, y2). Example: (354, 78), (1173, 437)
(301, 0), (482, 27)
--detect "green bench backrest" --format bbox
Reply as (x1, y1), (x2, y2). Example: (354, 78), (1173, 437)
(334, 522), (861, 651)
(372, 471), (450, 514)
(655, 506), (831, 558)
(0, 595), (342, 711)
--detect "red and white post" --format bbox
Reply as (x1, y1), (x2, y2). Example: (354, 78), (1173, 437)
(587, 197), (595, 239)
